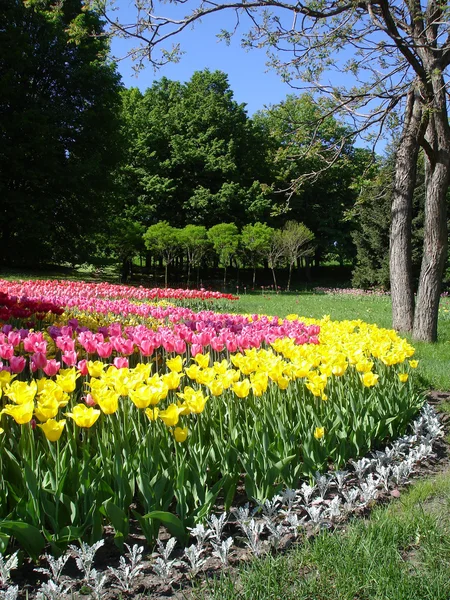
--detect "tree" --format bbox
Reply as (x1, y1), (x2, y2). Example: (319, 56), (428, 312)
(253, 95), (369, 266)
(266, 230), (285, 290)
(179, 225), (210, 287)
(0, 0), (123, 265)
(143, 222), (180, 287)
(281, 221), (315, 291)
(117, 70), (271, 231)
(207, 223), (240, 288)
(98, 0), (450, 342)
(241, 222), (274, 287)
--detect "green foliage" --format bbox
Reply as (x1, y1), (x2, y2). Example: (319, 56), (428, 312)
(0, 0), (123, 266)
(207, 223), (241, 286)
(118, 70), (271, 231)
(254, 95), (372, 265)
(143, 221), (180, 286)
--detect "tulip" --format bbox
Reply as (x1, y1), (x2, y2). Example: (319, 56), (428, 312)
(314, 427), (325, 440)
(38, 418), (66, 442)
(173, 426), (188, 442)
(9, 355), (26, 374)
(2, 400), (34, 424)
(113, 356), (129, 369)
(158, 403), (180, 427)
(66, 404), (101, 428)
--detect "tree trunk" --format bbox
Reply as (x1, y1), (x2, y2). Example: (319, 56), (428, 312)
(223, 266), (227, 289)
(413, 82), (450, 342)
(165, 264), (168, 288)
(271, 267), (277, 289)
(390, 86), (423, 333)
(187, 262), (191, 288)
(287, 263), (293, 291)
(252, 265), (256, 287)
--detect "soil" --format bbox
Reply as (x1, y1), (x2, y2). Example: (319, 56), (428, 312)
(5, 391), (450, 600)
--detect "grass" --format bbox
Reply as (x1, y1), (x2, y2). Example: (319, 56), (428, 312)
(194, 470), (450, 600)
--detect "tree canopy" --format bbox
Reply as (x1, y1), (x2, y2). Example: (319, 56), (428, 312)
(0, 0), (123, 265)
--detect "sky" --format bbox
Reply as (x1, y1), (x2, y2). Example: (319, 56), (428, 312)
(109, 1), (393, 153)
(110, 2), (308, 116)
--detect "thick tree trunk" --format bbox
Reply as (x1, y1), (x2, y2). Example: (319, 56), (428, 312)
(413, 84), (450, 341)
(390, 87), (423, 333)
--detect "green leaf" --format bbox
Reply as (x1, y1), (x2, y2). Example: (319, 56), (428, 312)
(143, 511), (187, 543)
(101, 499), (129, 550)
(0, 521), (45, 560)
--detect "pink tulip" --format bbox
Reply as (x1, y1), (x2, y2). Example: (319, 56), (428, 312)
(84, 393), (97, 407)
(32, 351), (47, 369)
(56, 336), (75, 353)
(190, 343), (202, 357)
(62, 351), (78, 366)
(96, 342), (113, 359)
(7, 331), (21, 347)
(113, 356), (129, 369)
(138, 339), (155, 356)
(9, 355), (26, 373)
(44, 359), (61, 376)
(173, 338), (186, 354)
(77, 359), (89, 376)
(0, 344), (14, 360)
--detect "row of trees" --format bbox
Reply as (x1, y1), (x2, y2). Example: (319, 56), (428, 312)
(115, 74), (370, 269)
(141, 221), (315, 291)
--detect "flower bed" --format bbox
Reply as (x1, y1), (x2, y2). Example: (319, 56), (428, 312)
(0, 281), (424, 562)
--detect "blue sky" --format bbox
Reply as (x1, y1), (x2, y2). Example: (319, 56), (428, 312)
(110, 2), (304, 115)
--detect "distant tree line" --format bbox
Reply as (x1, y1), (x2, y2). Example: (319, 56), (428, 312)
(140, 220), (314, 291)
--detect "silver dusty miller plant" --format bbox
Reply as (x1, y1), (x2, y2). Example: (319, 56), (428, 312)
(68, 540), (104, 583)
(152, 537), (178, 584)
(108, 544), (145, 593)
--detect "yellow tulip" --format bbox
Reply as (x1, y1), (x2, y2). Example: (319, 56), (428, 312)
(213, 359), (229, 375)
(209, 379), (224, 396)
(185, 389), (207, 414)
(409, 360), (419, 369)
(38, 419), (66, 442)
(145, 407), (159, 421)
(87, 361), (105, 378)
(158, 403), (180, 427)
(2, 400), (34, 424)
(194, 353), (210, 369)
(185, 364), (201, 381)
(66, 404), (100, 428)
(34, 396), (59, 421)
(0, 370), (14, 389)
(232, 379), (251, 399)
(56, 368), (79, 393)
(314, 427), (325, 440)
(129, 382), (168, 408)
(96, 389), (120, 414)
(166, 356), (184, 373)
(173, 426), (188, 442)
(162, 371), (182, 390)
(4, 380), (37, 404)
(361, 372), (379, 387)
(398, 373), (409, 383)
